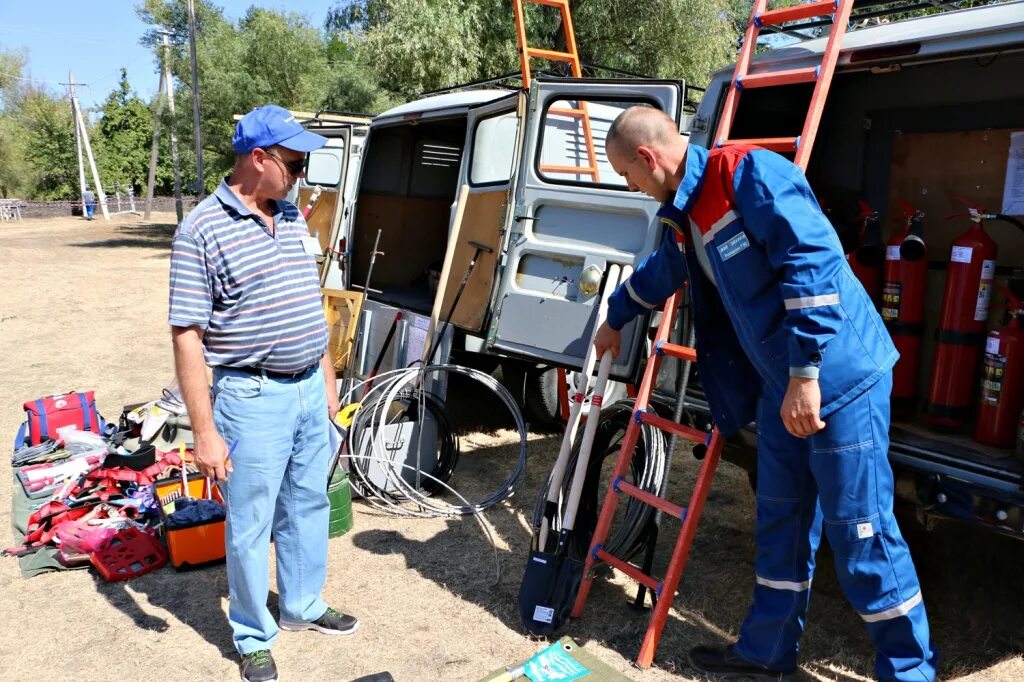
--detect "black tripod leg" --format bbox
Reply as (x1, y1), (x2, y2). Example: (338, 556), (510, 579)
(631, 518), (661, 610)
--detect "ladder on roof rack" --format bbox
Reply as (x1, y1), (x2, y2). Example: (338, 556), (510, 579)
(570, 1), (855, 670)
(717, 0), (856, 171)
(512, 0), (600, 182)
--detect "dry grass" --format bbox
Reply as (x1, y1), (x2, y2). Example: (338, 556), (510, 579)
(0, 215), (1022, 681)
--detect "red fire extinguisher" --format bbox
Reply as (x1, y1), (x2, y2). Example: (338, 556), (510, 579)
(974, 287), (1024, 448)
(926, 202), (999, 429)
(850, 200), (885, 305)
(882, 201), (928, 416)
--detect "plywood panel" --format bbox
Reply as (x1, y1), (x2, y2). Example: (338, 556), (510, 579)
(885, 128), (1023, 262)
(439, 189), (507, 332)
(322, 288), (363, 371)
(297, 188), (339, 251)
(350, 194), (451, 290)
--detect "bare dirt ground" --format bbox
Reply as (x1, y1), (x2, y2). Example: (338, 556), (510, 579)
(1, 215), (1022, 682)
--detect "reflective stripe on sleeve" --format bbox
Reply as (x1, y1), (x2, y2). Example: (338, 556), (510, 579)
(784, 293), (840, 310)
(624, 279), (656, 309)
(860, 591), (923, 623)
(755, 575), (812, 592)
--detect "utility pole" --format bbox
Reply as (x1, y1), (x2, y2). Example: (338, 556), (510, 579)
(68, 72), (110, 221)
(144, 30), (184, 223)
(187, 0), (205, 199)
(70, 73), (88, 216)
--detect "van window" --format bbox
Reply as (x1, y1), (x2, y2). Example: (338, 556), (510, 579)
(470, 110), (518, 185)
(537, 98), (642, 190)
(305, 141), (345, 187)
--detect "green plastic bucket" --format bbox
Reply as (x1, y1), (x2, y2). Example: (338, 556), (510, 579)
(327, 467), (353, 538)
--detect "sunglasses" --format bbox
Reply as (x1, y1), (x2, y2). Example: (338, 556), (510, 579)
(261, 148), (306, 176)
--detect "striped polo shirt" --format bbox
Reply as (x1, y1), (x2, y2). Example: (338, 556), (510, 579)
(167, 180), (327, 373)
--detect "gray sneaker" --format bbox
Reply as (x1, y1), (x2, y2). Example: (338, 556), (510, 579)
(279, 606), (359, 636)
(240, 650), (278, 682)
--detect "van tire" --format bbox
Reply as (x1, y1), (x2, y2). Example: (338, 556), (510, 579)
(502, 362), (628, 433)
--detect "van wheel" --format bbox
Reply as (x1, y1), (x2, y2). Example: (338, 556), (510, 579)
(505, 363), (628, 432)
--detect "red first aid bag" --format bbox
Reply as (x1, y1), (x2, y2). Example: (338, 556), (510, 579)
(23, 392), (101, 445)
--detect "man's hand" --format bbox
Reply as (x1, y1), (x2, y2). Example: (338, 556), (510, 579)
(594, 322), (622, 359)
(194, 429), (233, 482)
(780, 376), (826, 438)
(327, 392), (340, 422)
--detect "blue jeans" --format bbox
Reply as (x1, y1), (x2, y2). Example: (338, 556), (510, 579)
(85, 202), (95, 220)
(734, 372), (937, 681)
(213, 364), (332, 655)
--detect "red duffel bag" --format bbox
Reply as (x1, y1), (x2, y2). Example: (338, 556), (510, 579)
(23, 391), (101, 445)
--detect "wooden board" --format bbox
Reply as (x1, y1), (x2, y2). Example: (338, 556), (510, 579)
(322, 288), (363, 371)
(884, 128), (1024, 261)
(350, 194), (451, 290)
(439, 189), (507, 332)
(297, 187), (339, 252)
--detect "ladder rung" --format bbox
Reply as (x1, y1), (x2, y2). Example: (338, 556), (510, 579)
(757, 0), (836, 27)
(718, 137), (799, 153)
(655, 340), (697, 363)
(738, 66), (818, 90)
(637, 411), (708, 445)
(526, 0), (569, 7)
(549, 107), (587, 118)
(526, 47), (578, 63)
(595, 548), (661, 593)
(539, 163), (599, 176)
(615, 479), (687, 520)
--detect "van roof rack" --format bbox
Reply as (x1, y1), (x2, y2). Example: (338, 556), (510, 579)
(758, 0), (991, 41)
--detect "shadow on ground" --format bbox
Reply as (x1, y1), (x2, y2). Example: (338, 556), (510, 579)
(351, 376), (1024, 679)
(72, 222), (177, 250)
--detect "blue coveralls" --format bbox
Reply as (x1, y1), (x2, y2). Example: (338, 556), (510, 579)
(607, 144), (937, 680)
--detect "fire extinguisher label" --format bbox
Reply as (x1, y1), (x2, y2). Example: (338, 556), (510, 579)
(881, 281), (902, 321)
(886, 245), (900, 261)
(976, 283), (992, 321)
(987, 336), (1001, 355)
(981, 353), (1007, 405)
(951, 245), (974, 264)
(981, 259), (996, 280)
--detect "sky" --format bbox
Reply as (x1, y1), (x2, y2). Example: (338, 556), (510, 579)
(0, 0), (335, 109)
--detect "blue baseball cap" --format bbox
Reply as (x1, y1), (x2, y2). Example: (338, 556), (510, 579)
(232, 104), (327, 154)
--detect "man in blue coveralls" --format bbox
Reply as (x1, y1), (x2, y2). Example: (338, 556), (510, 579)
(594, 106), (937, 681)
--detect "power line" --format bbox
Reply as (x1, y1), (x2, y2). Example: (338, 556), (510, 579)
(0, 72), (66, 86)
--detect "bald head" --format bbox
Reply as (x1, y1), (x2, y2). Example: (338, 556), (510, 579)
(605, 105), (687, 202)
(606, 105), (680, 159)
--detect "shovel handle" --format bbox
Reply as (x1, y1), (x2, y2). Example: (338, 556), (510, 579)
(539, 263), (623, 548)
(561, 350), (614, 533)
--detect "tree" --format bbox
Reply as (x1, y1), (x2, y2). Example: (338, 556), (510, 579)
(95, 69), (155, 196)
(326, 0), (737, 102)
(0, 46), (32, 198)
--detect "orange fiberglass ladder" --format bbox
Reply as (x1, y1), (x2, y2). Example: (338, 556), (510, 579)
(569, 0), (856, 668)
(512, 0), (600, 182)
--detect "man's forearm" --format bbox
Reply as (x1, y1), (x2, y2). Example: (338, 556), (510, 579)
(321, 353), (338, 405)
(172, 327), (216, 436)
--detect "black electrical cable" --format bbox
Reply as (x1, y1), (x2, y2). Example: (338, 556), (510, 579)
(348, 390), (458, 499)
(533, 400), (669, 563)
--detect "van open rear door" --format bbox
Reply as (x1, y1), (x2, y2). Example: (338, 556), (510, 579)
(486, 78), (683, 378)
(293, 123), (351, 286)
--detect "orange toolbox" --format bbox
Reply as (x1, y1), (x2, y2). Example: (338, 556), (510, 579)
(153, 473), (226, 569)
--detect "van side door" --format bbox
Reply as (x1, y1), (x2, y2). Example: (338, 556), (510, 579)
(435, 92), (523, 334)
(486, 78), (683, 378)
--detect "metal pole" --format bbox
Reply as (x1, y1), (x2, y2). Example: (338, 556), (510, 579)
(163, 32), (184, 223)
(143, 51), (166, 221)
(69, 71), (88, 218)
(69, 73), (110, 221)
(187, 0), (205, 199)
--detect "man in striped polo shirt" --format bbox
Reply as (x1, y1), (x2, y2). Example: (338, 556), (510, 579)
(169, 105), (357, 682)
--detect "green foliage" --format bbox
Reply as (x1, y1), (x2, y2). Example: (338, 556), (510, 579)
(95, 70), (157, 195)
(20, 89), (79, 200)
